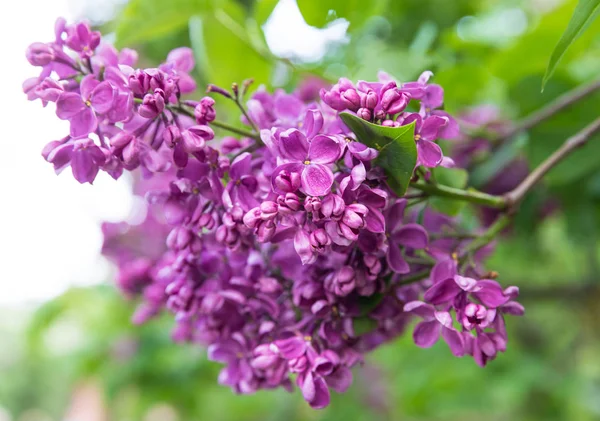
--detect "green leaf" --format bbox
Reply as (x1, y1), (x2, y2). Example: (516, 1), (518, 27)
(430, 167), (469, 216)
(296, 0), (387, 30)
(191, 1), (272, 89)
(339, 113), (417, 196)
(253, 0), (280, 25)
(115, 0), (208, 47)
(542, 0), (600, 90)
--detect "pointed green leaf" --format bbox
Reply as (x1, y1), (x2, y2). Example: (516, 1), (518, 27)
(542, 0), (600, 90)
(340, 112), (417, 196)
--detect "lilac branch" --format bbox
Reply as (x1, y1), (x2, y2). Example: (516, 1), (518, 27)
(492, 78), (600, 144)
(504, 116), (600, 207)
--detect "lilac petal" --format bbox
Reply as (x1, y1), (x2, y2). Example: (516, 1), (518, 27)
(423, 278), (460, 305)
(294, 228), (316, 265)
(141, 149), (170, 172)
(418, 71), (433, 84)
(302, 164), (334, 197)
(56, 93), (85, 119)
(454, 275), (478, 291)
(433, 111), (459, 139)
(230, 152), (252, 180)
(347, 142), (378, 161)
(419, 115), (447, 141)
(71, 148), (100, 184)
(386, 200), (407, 233)
(478, 333), (497, 357)
(473, 280), (509, 308)
(350, 161), (366, 189)
(430, 259), (457, 284)
(46, 142), (74, 172)
(441, 326), (464, 356)
(326, 366), (352, 393)
(403, 300), (435, 319)
(393, 223), (428, 249)
(402, 113), (422, 132)
(387, 241), (410, 274)
(440, 156), (456, 168)
(251, 354), (280, 370)
(173, 143), (188, 168)
(275, 94), (304, 121)
(364, 207), (385, 233)
(413, 320), (441, 348)
(502, 301), (525, 316)
(417, 139), (443, 168)
(166, 47), (195, 72)
(70, 108), (97, 138)
(358, 188), (387, 209)
(424, 84), (444, 109)
(90, 81), (115, 114)
(181, 129), (206, 152)
(303, 109), (324, 139)
(274, 336), (307, 360)
(177, 72), (197, 94)
(79, 74), (99, 100)
(302, 372), (330, 409)
(279, 128), (309, 161)
(207, 342), (237, 363)
(308, 135), (341, 164)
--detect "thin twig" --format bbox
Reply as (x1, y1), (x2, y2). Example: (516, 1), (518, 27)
(493, 78), (600, 144)
(504, 116), (600, 207)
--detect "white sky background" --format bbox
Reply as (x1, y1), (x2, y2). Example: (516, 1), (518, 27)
(0, 0), (134, 305)
(0, 0), (346, 306)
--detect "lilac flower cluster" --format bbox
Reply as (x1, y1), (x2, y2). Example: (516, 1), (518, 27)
(25, 19), (524, 409)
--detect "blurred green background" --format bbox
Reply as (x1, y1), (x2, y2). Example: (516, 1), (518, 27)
(3, 0), (600, 419)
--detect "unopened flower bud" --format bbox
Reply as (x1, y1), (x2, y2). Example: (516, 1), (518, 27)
(274, 170), (301, 193)
(309, 229), (331, 252)
(194, 96), (216, 124)
(206, 84), (232, 98)
(321, 194), (345, 219)
(357, 107), (372, 121)
(163, 125), (181, 148)
(304, 197), (322, 213)
(260, 201), (279, 220)
(243, 208), (261, 229)
(341, 89), (360, 111)
(26, 42), (54, 66)
(257, 220), (276, 242)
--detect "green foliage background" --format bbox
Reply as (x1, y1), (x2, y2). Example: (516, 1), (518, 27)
(3, 0), (600, 420)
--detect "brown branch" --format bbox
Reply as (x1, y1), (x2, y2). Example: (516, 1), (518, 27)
(504, 116), (600, 207)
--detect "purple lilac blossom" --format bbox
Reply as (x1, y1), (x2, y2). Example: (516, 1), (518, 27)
(25, 18), (524, 409)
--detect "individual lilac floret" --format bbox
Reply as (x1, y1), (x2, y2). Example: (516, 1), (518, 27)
(56, 75), (116, 138)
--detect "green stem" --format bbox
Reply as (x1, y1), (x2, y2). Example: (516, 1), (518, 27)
(411, 182), (507, 208)
(210, 120), (261, 142)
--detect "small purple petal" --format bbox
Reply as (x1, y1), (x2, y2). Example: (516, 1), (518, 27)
(413, 320), (441, 348)
(423, 278), (461, 305)
(301, 164), (334, 197)
(308, 135), (341, 165)
(393, 223), (428, 249)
